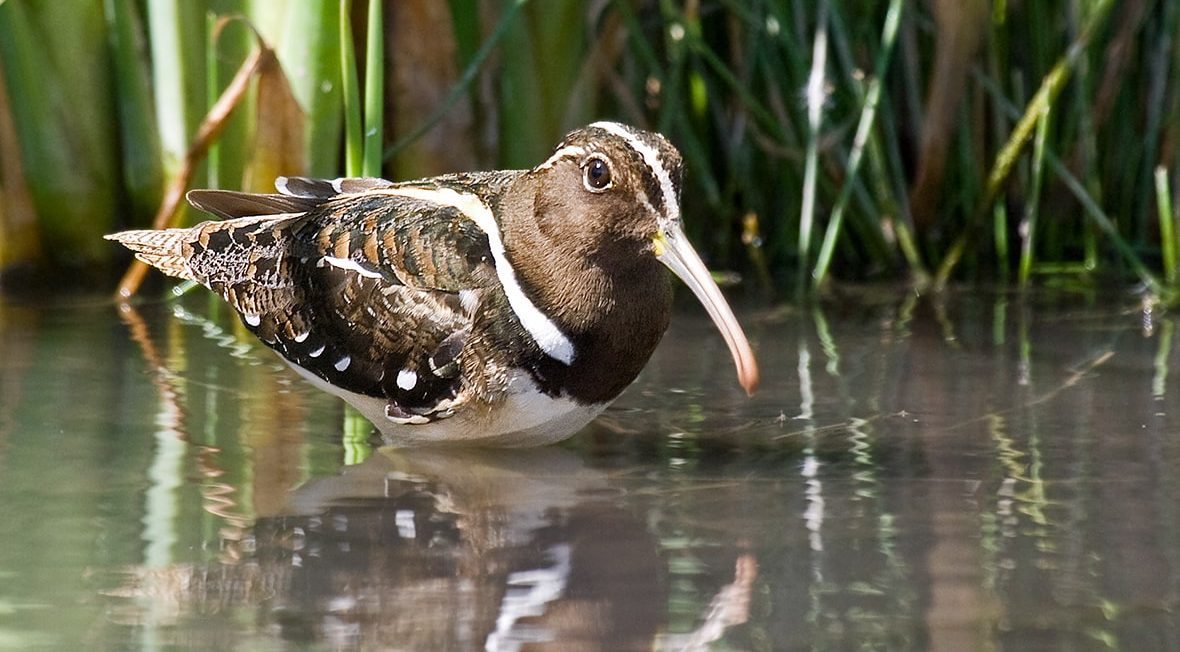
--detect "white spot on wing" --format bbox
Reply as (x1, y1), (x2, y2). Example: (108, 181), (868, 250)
(294, 331), (309, 343)
(335, 355), (351, 372)
(309, 344), (325, 358)
(373, 187), (576, 365)
(321, 255), (382, 279)
(396, 369), (418, 391)
(459, 289), (480, 314)
(244, 313), (261, 327)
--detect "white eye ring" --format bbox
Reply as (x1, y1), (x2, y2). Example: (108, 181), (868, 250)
(582, 155), (613, 192)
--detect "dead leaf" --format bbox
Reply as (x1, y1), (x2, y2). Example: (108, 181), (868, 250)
(242, 47), (307, 193)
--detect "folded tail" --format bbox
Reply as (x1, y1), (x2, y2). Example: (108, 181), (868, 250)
(104, 229), (194, 280)
(105, 177), (346, 282)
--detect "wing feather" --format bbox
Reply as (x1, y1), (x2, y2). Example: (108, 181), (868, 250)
(109, 175), (526, 423)
(179, 178), (512, 423)
(186, 190), (322, 219)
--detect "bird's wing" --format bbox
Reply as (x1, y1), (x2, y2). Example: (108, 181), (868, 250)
(179, 176), (520, 423)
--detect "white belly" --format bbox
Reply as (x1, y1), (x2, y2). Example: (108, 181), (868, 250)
(286, 363), (606, 447)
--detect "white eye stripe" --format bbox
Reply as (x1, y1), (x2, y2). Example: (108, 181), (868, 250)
(588, 121), (680, 227)
(535, 145), (587, 171)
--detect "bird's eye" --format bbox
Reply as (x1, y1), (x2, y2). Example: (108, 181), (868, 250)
(582, 156), (612, 192)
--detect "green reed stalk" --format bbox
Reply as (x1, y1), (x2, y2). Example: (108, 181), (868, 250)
(797, 0), (828, 292)
(206, 12), (221, 188)
(871, 99), (927, 280)
(974, 67), (1160, 293)
(987, 5), (1010, 279)
(1156, 167), (1177, 286)
(993, 204), (1009, 280)
(685, 31), (787, 146)
(675, 6), (731, 238)
(1143, 1), (1180, 249)
(1055, 155), (1161, 293)
(146, 0), (204, 184)
(274, 1), (342, 177)
(1067, 1), (1100, 272)
(935, 0), (1115, 289)
(813, 0), (903, 289)
(340, 0), (363, 177)
(0, 1), (117, 264)
(106, 0), (163, 218)
(806, 5), (894, 272)
(1018, 107), (1050, 287)
(362, 0), (383, 178)
(106, 0), (163, 219)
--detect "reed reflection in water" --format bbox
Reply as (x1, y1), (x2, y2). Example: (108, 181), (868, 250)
(0, 288), (1177, 650)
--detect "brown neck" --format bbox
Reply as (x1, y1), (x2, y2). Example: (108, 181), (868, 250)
(496, 176), (673, 403)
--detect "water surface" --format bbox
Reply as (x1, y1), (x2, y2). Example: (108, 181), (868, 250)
(0, 288), (1177, 650)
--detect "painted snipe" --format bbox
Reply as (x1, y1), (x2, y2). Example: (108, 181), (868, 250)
(107, 122), (758, 446)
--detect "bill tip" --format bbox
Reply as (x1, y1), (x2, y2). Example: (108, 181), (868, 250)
(739, 364), (760, 396)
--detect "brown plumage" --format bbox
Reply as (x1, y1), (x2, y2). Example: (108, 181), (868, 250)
(107, 123), (758, 446)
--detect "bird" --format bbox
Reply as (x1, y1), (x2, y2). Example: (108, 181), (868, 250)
(107, 121), (758, 447)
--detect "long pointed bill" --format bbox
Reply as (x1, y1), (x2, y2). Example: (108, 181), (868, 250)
(654, 225), (759, 395)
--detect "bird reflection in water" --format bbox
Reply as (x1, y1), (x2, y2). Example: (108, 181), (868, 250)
(106, 444), (756, 650)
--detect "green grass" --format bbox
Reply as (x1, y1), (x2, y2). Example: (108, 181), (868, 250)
(0, 0), (118, 268)
(1, 0), (1178, 300)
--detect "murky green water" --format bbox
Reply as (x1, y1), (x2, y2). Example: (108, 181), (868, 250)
(1, 288), (1178, 650)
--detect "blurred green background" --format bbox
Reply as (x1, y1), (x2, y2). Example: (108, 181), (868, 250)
(0, 0), (1177, 297)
